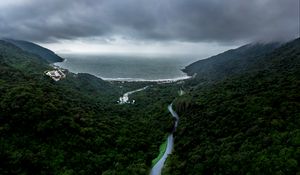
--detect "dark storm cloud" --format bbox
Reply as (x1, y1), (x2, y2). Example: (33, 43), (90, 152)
(0, 0), (298, 43)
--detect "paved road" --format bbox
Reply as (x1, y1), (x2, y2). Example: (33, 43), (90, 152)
(118, 86), (148, 104)
(150, 104), (179, 175)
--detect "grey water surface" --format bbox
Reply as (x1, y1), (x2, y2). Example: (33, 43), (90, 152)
(55, 53), (198, 81)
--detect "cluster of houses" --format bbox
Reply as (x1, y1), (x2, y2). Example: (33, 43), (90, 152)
(44, 68), (66, 81)
(117, 95), (136, 104)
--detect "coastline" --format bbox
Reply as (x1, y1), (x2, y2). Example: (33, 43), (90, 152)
(53, 59), (192, 83)
(101, 76), (191, 82)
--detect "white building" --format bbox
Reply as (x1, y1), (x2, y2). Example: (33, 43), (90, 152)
(45, 69), (66, 81)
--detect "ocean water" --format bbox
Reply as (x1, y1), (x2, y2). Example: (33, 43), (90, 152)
(55, 54), (199, 81)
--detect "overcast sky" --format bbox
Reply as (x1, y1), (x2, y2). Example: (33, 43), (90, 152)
(0, 0), (298, 56)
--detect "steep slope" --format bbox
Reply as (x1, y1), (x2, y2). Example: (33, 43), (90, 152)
(183, 42), (281, 83)
(0, 40), (50, 78)
(4, 39), (64, 63)
(0, 40), (116, 98)
(0, 40), (174, 174)
(163, 38), (300, 175)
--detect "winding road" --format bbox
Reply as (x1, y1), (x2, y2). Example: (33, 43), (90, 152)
(150, 104), (179, 175)
(118, 87), (179, 175)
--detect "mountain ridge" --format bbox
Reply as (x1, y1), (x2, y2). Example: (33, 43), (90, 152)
(183, 42), (283, 83)
(0, 38), (173, 174)
(3, 39), (64, 63)
(163, 37), (300, 175)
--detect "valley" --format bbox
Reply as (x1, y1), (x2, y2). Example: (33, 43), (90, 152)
(0, 38), (299, 175)
(0, 1), (298, 174)
(150, 104), (179, 175)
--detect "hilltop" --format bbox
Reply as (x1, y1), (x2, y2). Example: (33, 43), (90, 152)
(183, 42), (282, 84)
(0, 40), (175, 174)
(4, 39), (64, 63)
(164, 38), (300, 174)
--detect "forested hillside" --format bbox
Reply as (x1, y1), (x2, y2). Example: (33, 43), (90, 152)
(0, 40), (175, 174)
(1, 37), (299, 175)
(183, 42), (281, 84)
(4, 39), (64, 63)
(163, 38), (300, 174)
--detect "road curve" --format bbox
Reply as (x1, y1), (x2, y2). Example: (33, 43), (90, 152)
(150, 104), (179, 175)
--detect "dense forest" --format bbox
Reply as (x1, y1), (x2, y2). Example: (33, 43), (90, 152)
(1, 37), (299, 175)
(183, 42), (281, 85)
(3, 39), (64, 63)
(0, 40), (177, 174)
(163, 38), (300, 174)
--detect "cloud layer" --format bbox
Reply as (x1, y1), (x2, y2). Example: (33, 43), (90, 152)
(0, 0), (298, 43)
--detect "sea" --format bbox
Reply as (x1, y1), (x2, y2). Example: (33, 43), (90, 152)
(54, 53), (200, 81)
